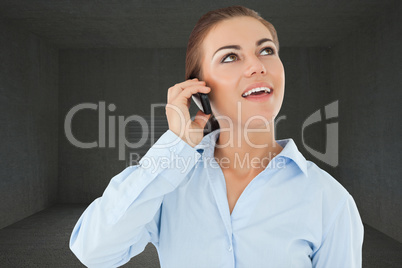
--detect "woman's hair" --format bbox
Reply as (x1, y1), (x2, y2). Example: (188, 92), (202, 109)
(185, 5), (280, 136)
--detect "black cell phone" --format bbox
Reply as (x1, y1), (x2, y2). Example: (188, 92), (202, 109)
(190, 76), (212, 115)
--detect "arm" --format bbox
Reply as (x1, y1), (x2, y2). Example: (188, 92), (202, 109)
(69, 130), (201, 267)
(311, 194), (364, 268)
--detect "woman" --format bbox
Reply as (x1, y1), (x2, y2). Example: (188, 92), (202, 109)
(70, 6), (363, 267)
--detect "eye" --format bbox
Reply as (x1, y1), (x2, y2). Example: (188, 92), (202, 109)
(260, 47), (275, 55)
(221, 53), (238, 63)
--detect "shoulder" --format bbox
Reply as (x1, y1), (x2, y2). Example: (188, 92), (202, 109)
(305, 161), (363, 258)
(305, 160), (349, 200)
(304, 160), (359, 228)
(277, 139), (362, 245)
(278, 138), (350, 202)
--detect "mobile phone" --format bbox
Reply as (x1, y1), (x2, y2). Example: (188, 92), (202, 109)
(190, 77), (212, 115)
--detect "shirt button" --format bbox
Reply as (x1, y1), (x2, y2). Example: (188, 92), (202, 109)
(228, 245), (232, 251)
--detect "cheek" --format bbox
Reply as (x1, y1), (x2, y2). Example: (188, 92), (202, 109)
(207, 69), (238, 100)
(207, 82), (238, 117)
(270, 60), (285, 81)
(208, 67), (237, 85)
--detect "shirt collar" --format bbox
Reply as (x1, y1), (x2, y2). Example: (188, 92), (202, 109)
(195, 129), (308, 177)
(276, 138), (308, 176)
(194, 129), (220, 157)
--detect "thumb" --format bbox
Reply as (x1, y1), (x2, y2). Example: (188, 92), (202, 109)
(194, 110), (211, 129)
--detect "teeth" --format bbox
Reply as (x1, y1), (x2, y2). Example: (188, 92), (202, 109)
(242, 87), (271, 97)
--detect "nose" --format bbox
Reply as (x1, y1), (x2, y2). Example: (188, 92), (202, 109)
(244, 55), (266, 77)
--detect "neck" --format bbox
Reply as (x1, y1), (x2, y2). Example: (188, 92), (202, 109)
(214, 123), (283, 175)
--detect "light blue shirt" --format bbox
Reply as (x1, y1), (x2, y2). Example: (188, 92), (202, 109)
(70, 129), (364, 267)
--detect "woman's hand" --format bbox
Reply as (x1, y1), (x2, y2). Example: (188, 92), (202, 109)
(166, 78), (211, 147)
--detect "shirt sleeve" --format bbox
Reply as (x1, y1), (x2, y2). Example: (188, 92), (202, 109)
(311, 194), (364, 268)
(69, 129), (202, 267)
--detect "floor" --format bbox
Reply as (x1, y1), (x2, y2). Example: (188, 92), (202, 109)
(0, 204), (400, 267)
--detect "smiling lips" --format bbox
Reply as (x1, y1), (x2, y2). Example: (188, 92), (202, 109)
(241, 82), (273, 100)
(242, 87), (271, 97)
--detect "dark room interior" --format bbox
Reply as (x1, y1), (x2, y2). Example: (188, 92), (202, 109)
(0, 0), (401, 267)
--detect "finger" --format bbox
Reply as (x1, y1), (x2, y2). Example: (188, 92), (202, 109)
(167, 80), (206, 102)
(176, 85), (211, 103)
(169, 84), (210, 105)
(168, 80), (205, 99)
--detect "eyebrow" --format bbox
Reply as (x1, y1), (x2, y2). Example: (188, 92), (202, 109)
(212, 38), (274, 58)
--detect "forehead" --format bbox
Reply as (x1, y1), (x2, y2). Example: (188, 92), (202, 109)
(202, 16), (273, 52)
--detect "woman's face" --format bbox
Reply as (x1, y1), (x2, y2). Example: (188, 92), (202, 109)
(201, 16), (285, 129)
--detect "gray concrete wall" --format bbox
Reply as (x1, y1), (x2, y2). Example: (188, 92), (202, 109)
(329, 2), (402, 242)
(0, 22), (58, 229)
(278, 47), (337, 176)
(58, 48), (186, 203)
